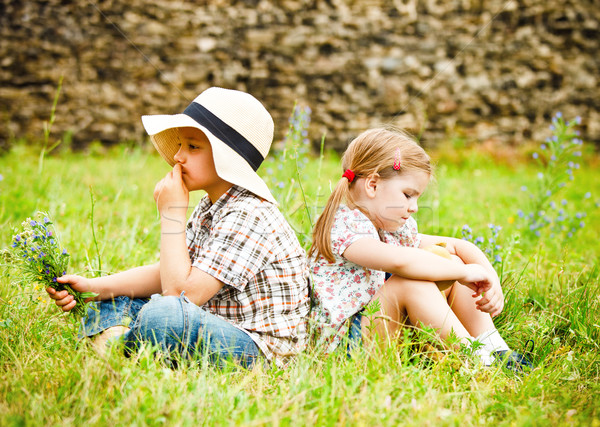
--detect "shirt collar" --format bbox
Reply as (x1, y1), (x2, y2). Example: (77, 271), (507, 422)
(199, 185), (246, 219)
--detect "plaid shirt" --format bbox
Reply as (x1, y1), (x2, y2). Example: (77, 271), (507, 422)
(186, 185), (310, 368)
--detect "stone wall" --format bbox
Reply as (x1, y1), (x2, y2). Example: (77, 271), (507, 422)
(1, 0), (598, 151)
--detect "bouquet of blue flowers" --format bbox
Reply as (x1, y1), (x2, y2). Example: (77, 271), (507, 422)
(10, 213), (96, 317)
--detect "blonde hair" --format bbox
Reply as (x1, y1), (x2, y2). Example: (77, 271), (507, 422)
(309, 127), (432, 263)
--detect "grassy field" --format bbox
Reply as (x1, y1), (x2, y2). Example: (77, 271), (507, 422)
(0, 128), (599, 425)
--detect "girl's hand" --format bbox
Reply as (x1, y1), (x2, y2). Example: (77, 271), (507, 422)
(154, 163), (189, 216)
(474, 279), (504, 317)
(46, 275), (94, 312)
(458, 264), (493, 296)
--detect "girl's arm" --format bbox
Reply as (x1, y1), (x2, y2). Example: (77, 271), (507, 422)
(419, 234), (504, 316)
(343, 237), (493, 294)
(419, 234), (496, 275)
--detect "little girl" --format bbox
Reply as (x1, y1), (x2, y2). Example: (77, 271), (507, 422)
(309, 128), (531, 370)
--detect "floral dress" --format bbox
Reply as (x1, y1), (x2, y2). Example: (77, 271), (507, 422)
(309, 205), (420, 353)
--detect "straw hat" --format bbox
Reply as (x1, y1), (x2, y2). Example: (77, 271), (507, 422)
(141, 87), (276, 204)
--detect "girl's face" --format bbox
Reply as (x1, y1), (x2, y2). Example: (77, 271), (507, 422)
(366, 170), (430, 232)
(173, 127), (230, 201)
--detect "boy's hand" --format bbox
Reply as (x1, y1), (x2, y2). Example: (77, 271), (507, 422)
(154, 163), (189, 216)
(47, 275), (94, 312)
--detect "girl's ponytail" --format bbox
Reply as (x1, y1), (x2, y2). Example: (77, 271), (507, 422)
(308, 176), (351, 263)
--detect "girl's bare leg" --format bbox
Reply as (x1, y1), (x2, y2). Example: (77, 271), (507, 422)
(443, 256), (496, 338)
(361, 275), (472, 346)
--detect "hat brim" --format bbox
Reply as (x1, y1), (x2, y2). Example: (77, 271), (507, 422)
(141, 114), (277, 204)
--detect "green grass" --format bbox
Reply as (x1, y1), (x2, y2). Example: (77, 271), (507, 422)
(1, 142), (599, 426)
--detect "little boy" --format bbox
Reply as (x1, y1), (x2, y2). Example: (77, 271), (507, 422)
(47, 87), (310, 368)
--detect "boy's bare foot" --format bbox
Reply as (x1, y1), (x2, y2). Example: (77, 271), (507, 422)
(91, 326), (130, 356)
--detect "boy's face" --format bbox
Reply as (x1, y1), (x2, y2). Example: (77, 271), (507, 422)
(174, 127), (227, 196)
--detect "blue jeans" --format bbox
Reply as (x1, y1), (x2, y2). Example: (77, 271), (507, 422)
(346, 312), (363, 356)
(80, 293), (262, 368)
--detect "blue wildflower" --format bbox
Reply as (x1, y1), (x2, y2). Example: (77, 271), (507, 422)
(561, 199), (568, 206)
(494, 255), (502, 263)
(584, 192), (591, 199)
(532, 152), (539, 159)
(540, 143), (546, 150)
(30, 220), (37, 226)
(575, 116), (581, 125)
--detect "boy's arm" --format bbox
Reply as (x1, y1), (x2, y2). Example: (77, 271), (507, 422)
(158, 215), (224, 306)
(154, 164), (224, 306)
(343, 237), (493, 295)
(49, 264), (162, 312)
(419, 234), (504, 316)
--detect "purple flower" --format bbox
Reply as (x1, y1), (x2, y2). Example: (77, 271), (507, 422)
(575, 116), (581, 125)
(494, 255), (502, 263)
(30, 220), (37, 226)
(532, 153), (539, 159)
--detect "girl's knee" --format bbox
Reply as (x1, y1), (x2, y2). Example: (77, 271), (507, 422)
(384, 275), (439, 297)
